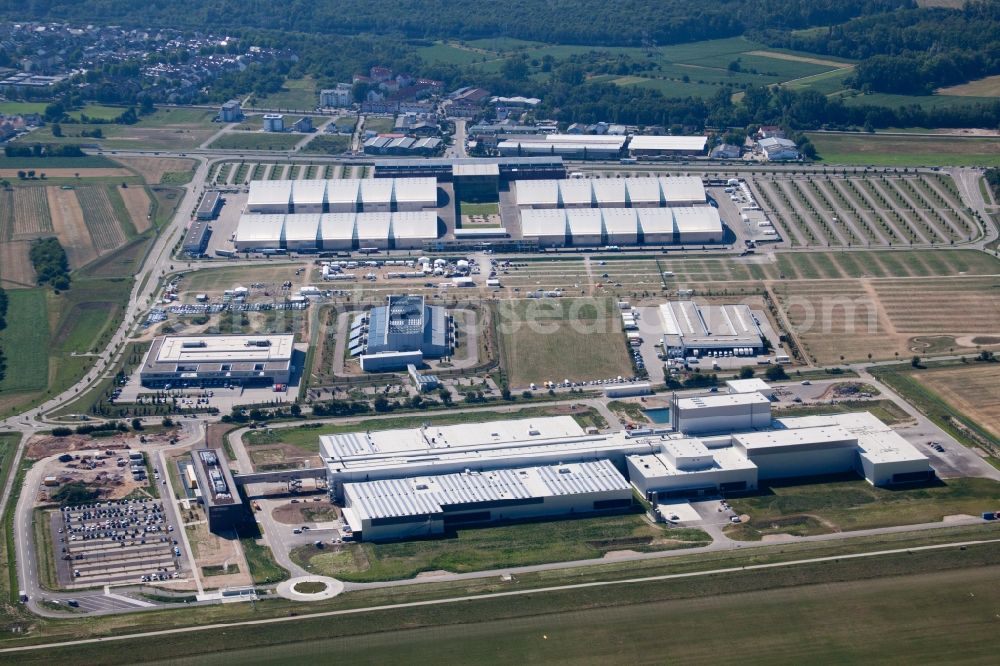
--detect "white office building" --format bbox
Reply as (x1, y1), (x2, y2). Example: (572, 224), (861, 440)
(671, 392), (773, 435)
(139, 334), (294, 388)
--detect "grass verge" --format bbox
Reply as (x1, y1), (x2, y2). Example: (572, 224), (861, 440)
(291, 513), (709, 582)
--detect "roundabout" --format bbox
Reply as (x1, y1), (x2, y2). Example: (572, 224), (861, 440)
(276, 575), (345, 602)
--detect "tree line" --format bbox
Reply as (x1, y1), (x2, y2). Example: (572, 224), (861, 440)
(0, 286), (7, 384)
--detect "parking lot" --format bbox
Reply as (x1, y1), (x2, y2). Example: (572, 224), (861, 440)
(53, 498), (187, 588)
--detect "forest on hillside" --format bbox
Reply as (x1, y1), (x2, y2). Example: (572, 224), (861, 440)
(0, 0), (911, 47)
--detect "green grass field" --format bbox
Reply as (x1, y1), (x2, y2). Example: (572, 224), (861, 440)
(726, 476), (1000, 540)
(68, 104), (128, 121)
(292, 514), (709, 582)
(0, 288), (49, 393)
(0, 278), (132, 417)
(0, 101), (49, 115)
(208, 133), (302, 151)
(497, 298), (634, 386)
(300, 134), (351, 155)
(258, 76), (318, 111)
(809, 132), (1000, 167)
(772, 399), (909, 425)
(362, 116), (396, 134)
(0, 432), (21, 493)
(236, 523), (290, 585)
(459, 201), (500, 216)
(10, 530), (1000, 664)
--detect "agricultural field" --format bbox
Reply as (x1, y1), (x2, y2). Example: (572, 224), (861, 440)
(75, 186), (129, 250)
(496, 297), (634, 386)
(911, 364), (1000, 440)
(772, 275), (1000, 364)
(15, 107), (218, 151)
(0, 277), (132, 417)
(420, 36), (855, 100)
(0, 288), (49, 398)
(208, 132), (302, 151)
(112, 156), (195, 186)
(750, 173), (981, 248)
(937, 73), (1000, 97)
(807, 132), (1000, 167)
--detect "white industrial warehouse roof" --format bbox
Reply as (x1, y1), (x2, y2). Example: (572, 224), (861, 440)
(629, 444), (756, 480)
(591, 179), (627, 206)
(516, 179), (560, 207)
(234, 214), (284, 243)
(321, 415), (586, 460)
(625, 178), (662, 206)
(660, 301), (763, 347)
(775, 413), (928, 465)
(392, 177), (438, 204)
(391, 211), (438, 241)
(601, 208), (638, 236)
(360, 179), (394, 205)
(546, 134), (625, 144)
(629, 135), (708, 152)
(319, 213), (357, 241)
(559, 179), (594, 206)
(520, 208), (567, 239)
(326, 179), (360, 206)
(734, 426), (857, 453)
(354, 212), (392, 241)
(636, 208), (674, 235)
(344, 459), (629, 521)
(672, 206), (723, 234)
(565, 209), (603, 237)
(676, 392), (771, 411)
(247, 180), (293, 207)
(292, 180), (327, 207)
(660, 176), (707, 204)
(283, 214), (321, 242)
(726, 379), (773, 394)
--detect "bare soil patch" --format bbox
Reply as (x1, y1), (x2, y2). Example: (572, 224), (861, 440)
(914, 364), (1000, 439)
(185, 522), (251, 589)
(46, 185), (96, 268)
(248, 442), (320, 471)
(0, 240), (35, 287)
(0, 168), (131, 178)
(114, 157), (195, 184)
(746, 50), (853, 70)
(119, 185), (152, 233)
